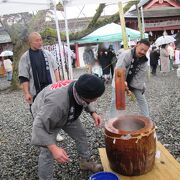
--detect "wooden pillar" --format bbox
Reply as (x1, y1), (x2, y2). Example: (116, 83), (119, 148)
(0, 63), (5, 77)
(75, 43), (80, 68)
(118, 1), (128, 50)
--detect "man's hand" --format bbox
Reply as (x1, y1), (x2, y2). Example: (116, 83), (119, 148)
(22, 82), (32, 104)
(48, 144), (70, 163)
(124, 81), (132, 96)
(91, 112), (103, 127)
(24, 93), (33, 104)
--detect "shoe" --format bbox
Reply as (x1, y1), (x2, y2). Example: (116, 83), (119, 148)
(79, 158), (103, 172)
(56, 134), (64, 142)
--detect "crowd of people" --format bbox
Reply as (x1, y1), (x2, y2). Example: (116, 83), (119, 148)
(83, 40), (179, 86)
(83, 43), (116, 83)
(149, 42), (178, 76)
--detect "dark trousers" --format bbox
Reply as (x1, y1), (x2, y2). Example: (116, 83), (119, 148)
(151, 64), (158, 75)
(110, 64), (114, 77)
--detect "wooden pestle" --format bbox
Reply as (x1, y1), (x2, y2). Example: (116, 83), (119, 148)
(115, 68), (125, 110)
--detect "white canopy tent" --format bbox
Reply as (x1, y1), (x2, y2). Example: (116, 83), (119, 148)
(75, 23), (148, 44)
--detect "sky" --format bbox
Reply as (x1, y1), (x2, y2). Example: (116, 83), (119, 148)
(56, 3), (119, 20)
(0, 0), (127, 22)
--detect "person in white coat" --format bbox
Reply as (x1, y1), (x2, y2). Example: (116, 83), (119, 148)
(3, 56), (13, 81)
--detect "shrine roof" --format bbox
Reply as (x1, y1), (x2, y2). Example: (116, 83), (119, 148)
(125, 7), (180, 18)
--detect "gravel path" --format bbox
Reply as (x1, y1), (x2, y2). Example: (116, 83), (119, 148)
(0, 68), (179, 180)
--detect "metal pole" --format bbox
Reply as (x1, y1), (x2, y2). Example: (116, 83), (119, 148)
(63, 1), (73, 79)
(52, 0), (68, 79)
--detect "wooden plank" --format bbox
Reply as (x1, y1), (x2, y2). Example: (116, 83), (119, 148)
(99, 141), (180, 180)
(115, 68), (126, 110)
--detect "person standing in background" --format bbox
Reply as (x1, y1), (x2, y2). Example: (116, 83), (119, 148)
(98, 45), (111, 83)
(168, 43), (175, 70)
(150, 46), (160, 76)
(3, 56), (13, 81)
(19, 32), (63, 141)
(160, 44), (170, 73)
(107, 45), (116, 78)
(174, 47), (180, 66)
(19, 32), (60, 104)
(83, 46), (96, 74)
(92, 60), (103, 79)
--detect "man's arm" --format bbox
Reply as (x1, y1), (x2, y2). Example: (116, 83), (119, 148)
(115, 49), (131, 69)
(18, 52), (32, 103)
(32, 101), (70, 163)
(31, 101), (63, 146)
(115, 50), (134, 95)
(47, 144), (70, 163)
(21, 81), (33, 104)
(19, 61), (32, 104)
(91, 112), (103, 127)
(84, 104), (103, 127)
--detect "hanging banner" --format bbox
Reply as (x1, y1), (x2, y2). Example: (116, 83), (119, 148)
(43, 44), (75, 68)
(62, 0), (122, 7)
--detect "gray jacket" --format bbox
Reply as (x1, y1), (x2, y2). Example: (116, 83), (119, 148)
(83, 48), (95, 65)
(112, 48), (147, 90)
(31, 83), (95, 146)
(18, 49), (58, 97)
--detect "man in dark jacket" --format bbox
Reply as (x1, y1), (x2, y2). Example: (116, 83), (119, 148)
(31, 74), (105, 179)
(107, 45), (116, 77)
(150, 46), (160, 75)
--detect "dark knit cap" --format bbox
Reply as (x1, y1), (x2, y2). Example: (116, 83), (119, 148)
(75, 74), (105, 99)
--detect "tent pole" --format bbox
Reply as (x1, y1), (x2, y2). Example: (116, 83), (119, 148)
(63, 1), (73, 79)
(52, 0), (68, 79)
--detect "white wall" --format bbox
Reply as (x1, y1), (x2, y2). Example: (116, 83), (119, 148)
(78, 47), (85, 67)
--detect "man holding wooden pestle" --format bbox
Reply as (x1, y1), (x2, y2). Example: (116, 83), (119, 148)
(110, 39), (150, 117)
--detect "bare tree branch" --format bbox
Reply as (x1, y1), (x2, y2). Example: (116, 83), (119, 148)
(87, 3), (106, 29)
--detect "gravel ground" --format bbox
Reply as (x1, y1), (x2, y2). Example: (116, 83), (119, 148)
(0, 67), (179, 180)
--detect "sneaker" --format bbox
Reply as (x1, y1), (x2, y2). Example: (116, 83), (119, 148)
(79, 158), (103, 172)
(56, 134), (64, 142)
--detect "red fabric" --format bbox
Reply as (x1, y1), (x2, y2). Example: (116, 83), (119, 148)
(50, 80), (74, 90)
